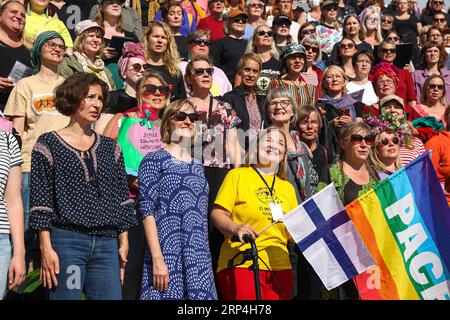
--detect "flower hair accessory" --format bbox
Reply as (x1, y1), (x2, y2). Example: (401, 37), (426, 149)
(365, 108), (412, 148)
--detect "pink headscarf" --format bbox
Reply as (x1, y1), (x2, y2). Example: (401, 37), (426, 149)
(117, 42), (146, 79)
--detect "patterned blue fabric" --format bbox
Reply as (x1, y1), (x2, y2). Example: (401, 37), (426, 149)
(138, 148), (217, 300)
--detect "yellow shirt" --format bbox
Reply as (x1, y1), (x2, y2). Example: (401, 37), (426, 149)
(4, 75), (70, 172)
(23, 11), (74, 49)
(214, 167), (298, 272)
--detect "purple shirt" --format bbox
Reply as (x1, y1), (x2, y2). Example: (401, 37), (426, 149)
(413, 68), (450, 104)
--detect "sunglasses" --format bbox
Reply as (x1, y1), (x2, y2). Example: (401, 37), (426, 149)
(193, 67), (214, 76)
(429, 84), (445, 90)
(233, 17), (248, 24)
(304, 44), (319, 53)
(190, 38), (211, 46)
(144, 84), (170, 95)
(382, 18), (393, 23)
(248, 2), (264, 7)
(257, 30), (273, 37)
(104, 0), (124, 5)
(433, 1), (444, 4)
(302, 28), (316, 35)
(434, 18), (446, 22)
(386, 36), (400, 42)
(172, 111), (199, 122)
(379, 136), (400, 146)
(339, 43), (355, 49)
(350, 134), (374, 145)
(382, 48), (396, 53)
(129, 63), (145, 72)
(324, 6), (338, 11)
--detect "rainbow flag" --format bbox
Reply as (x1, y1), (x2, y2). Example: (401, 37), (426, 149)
(346, 152), (450, 300)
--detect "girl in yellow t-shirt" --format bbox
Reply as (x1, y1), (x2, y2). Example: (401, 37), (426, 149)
(211, 126), (298, 300)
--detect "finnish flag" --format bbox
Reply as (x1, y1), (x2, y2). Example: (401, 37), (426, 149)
(282, 184), (374, 290)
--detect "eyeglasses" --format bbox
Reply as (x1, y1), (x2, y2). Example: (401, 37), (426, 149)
(190, 38), (211, 46)
(233, 17), (248, 24)
(257, 30), (273, 37)
(144, 84), (170, 95)
(339, 43), (355, 49)
(302, 28), (316, 35)
(269, 100), (291, 108)
(434, 18), (446, 23)
(381, 18), (393, 23)
(429, 84), (445, 90)
(248, 2), (264, 8)
(193, 67), (214, 76)
(377, 79), (394, 86)
(350, 134), (374, 145)
(304, 44), (319, 53)
(381, 48), (396, 53)
(45, 41), (66, 51)
(379, 136), (400, 146)
(129, 63), (145, 72)
(433, 1), (444, 5)
(386, 36), (400, 42)
(172, 111), (199, 122)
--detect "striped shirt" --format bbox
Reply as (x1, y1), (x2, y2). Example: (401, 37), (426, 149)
(400, 136), (426, 166)
(268, 79), (318, 109)
(0, 130), (23, 234)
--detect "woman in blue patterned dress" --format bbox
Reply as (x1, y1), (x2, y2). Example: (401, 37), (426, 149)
(138, 99), (217, 300)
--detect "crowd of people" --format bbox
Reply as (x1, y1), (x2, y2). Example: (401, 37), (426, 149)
(0, 0), (449, 300)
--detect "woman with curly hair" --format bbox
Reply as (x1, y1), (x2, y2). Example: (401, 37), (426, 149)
(143, 21), (186, 101)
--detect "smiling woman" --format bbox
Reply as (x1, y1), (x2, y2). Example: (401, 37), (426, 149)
(58, 20), (116, 91)
(0, 1), (32, 112)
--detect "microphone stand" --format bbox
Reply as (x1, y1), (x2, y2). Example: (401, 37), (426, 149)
(228, 235), (261, 300)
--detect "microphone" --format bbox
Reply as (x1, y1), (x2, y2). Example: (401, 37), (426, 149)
(231, 234), (252, 243)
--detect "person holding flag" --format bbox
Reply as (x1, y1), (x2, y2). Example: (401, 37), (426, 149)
(211, 126), (298, 300)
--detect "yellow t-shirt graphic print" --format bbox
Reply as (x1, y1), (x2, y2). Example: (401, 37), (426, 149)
(214, 167), (298, 273)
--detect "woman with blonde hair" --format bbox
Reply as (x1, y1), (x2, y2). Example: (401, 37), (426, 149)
(211, 126), (298, 300)
(242, 25), (281, 97)
(138, 99), (217, 300)
(300, 35), (324, 89)
(360, 7), (383, 47)
(58, 20), (115, 91)
(144, 21), (186, 101)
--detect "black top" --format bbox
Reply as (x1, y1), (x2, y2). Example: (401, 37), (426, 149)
(394, 15), (419, 44)
(222, 86), (266, 135)
(211, 36), (248, 84)
(256, 58), (282, 97)
(104, 31), (139, 64)
(175, 35), (189, 61)
(143, 64), (187, 101)
(105, 89), (138, 114)
(29, 132), (138, 237)
(0, 40), (32, 112)
(49, 1), (93, 40)
(311, 144), (333, 180)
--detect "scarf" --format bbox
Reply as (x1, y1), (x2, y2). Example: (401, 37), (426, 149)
(73, 51), (113, 90)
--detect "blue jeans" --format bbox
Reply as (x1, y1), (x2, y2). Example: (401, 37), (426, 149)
(49, 229), (122, 300)
(0, 234), (11, 299)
